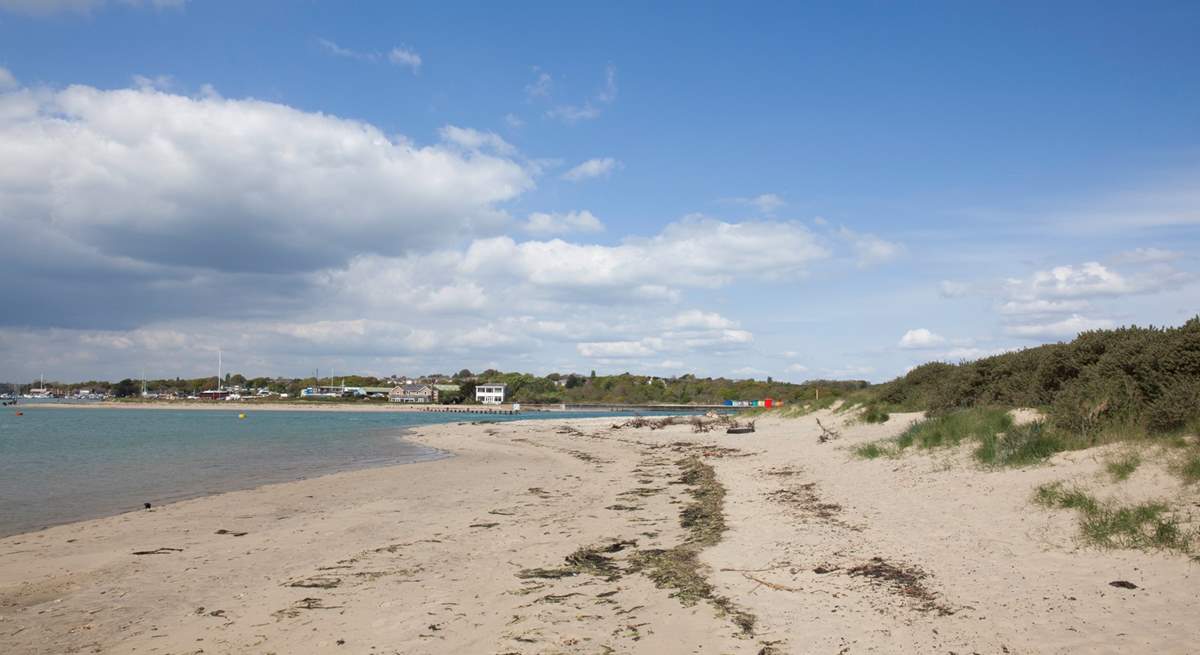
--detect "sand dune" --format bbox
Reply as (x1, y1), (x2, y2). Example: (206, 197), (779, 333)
(1, 412), (1196, 653)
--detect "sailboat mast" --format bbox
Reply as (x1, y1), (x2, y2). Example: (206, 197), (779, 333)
(218, 349), (222, 391)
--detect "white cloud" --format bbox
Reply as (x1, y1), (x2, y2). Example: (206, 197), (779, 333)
(131, 73), (173, 90)
(729, 193), (785, 215)
(544, 65), (618, 124)
(574, 309), (751, 360)
(577, 339), (659, 358)
(318, 37), (373, 61)
(316, 39), (422, 72)
(438, 125), (515, 155)
(388, 46), (421, 72)
(562, 157), (620, 182)
(939, 280), (969, 298)
(837, 227), (902, 267)
(1004, 261), (1191, 303)
(525, 70), (552, 99)
(523, 210), (604, 236)
(596, 64), (617, 103)
(504, 113), (524, 129)
(0, 67), (17, 90)
(1006, 314), (1114, 340)
(0, 83), (534, 275)
(750, 193), (784, 214)
(938, 346), (1016, 361)
(547, 104), (601, 123)
(665, 310), (736, 330)
(899, 328), (946, 349)
(786, 363), (809, 373)
(997, 299), (1090, 315)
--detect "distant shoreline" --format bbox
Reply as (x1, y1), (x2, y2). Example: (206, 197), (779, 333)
(14, 400), (524, 413)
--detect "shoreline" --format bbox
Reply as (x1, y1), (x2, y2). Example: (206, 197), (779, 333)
(2, 412), (1196, 653)
(12, 400), (523, 413)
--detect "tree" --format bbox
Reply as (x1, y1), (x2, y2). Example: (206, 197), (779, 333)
(455, 368), (473, 379)
(113, 379), (139, 398)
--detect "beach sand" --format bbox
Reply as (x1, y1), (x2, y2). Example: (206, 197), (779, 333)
(1, 411), (1196, 654)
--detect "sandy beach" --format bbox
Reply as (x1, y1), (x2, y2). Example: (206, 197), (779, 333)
(1, 411), (1197, 654)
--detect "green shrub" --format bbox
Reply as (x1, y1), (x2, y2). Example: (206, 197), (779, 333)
(869, 318), (1200, 440)
(861, 404), (890, 424)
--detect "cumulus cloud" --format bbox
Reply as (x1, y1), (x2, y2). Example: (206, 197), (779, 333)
(1006, 314), (1114, 340)
(899, 328), (945, 349)
(523, 210), (604, 236)
(562, 157), (619, 182)
(665, 310), (736, 330)
(577, 339), (659, 358)
(0, 67), (17, 90)
(0, 83), (533, 280)
(574, 310), (751, 361)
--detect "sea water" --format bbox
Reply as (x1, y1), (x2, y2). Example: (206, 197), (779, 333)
(0, 405), (668, 537)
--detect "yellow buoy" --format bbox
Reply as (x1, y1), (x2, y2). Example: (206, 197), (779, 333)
(238, 413), (246, 419)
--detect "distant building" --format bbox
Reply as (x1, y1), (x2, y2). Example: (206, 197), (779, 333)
(359, 386), (393, 399)
(389, 384), (436, 403)
(475, 383), (507, 405)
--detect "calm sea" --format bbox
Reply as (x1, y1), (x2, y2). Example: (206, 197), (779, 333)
(0, 404), (665, 537)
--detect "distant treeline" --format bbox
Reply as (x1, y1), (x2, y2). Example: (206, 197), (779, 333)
(866, 317), (1200, 439)
(6, 369), (867, 406)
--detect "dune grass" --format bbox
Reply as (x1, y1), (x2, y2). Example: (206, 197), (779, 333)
(1105, 452), (1143, 482)
(851, 407), (1075, 468)
(974, 421), (1069, 467)
(895, 407), (1013, 450)
(1033, 482), (1193, 553)
(853, 442), (888, 459)
(1174, 449), (1200, 484)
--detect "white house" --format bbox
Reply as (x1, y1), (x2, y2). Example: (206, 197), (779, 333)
(475, 383), (506, 405)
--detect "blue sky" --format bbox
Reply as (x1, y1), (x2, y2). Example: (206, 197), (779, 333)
(0, 0), (1197, 383)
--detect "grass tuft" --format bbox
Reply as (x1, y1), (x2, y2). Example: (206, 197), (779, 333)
(974, 421), (1067, 467)
(1105, 452), (1142, 482)
(1176, 450), (1200, 484)
(1033, 482), (1193, 553)
(853, 442), (888, 459)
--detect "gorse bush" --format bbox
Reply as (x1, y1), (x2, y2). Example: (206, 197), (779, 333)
(870, 318), (1200, 440)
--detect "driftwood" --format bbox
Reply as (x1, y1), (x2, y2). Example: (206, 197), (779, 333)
(815, 418), (840, 443)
